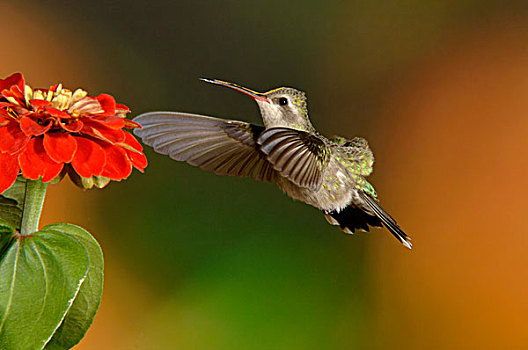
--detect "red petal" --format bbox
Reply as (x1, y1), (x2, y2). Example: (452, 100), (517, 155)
(44, 106), (72, 119)
(0, 102), (14, 108)
(0, 73), (24, 93)
(43, 133), (77, 163)
(69, 97), (103, 115)
(29, 99), (52, 109)
(124, 119), (141, 129)
(81, 118), (125, 143)
(20, 116), (52, 136)
(123, 132), (147, 171)
(11, 105), (29, 115)
(129, 152), (147, 172)
(0, 152), (20, 194)
(43, 164), (63, 182)
(96, 94), (116, 116)
(59, 119), (83, 133)
(127, 150), (147, 172)
(48, 83), (60, 93)
(0, 120), (30, 154)
(2, 89), (25, 106)
(98, 142), (132, 180)
(92, 116), (125, 129)
(123, 131), (142, 151)
(19, 137), (63, 182)
(115, 103), (130, 112)
(0, 111), (8, 123)
(71, 137), (105, 178)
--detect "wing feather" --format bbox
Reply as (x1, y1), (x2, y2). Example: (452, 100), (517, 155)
(133, 112), (276, 182)
(257, 128), (330, 190)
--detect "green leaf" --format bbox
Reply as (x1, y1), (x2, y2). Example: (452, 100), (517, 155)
(0, 177), (26, 231)
(0, 221), (14, 258)
(44, 224), (104, 350)
(0, 204), (22, 232)
(0, 219), (15, 259)
(0, 222), (14, 235)
(0, 229), (90, 350)
(1, 177), (26, 207)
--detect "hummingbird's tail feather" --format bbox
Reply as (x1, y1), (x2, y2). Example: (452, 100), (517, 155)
(324, 206), (383, 234)
(324, 193), (412, 249)
(357, 192), (412, 249)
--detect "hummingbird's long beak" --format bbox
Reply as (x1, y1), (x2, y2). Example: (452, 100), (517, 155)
(200, 78), (269, 103)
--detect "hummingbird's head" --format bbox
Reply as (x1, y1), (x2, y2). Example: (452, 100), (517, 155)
(200, 78), (314, 132)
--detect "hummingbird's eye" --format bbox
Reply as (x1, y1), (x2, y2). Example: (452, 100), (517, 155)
(278, 97), (288, 106)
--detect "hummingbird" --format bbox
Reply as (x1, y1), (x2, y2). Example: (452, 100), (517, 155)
(133, 79), (412, 249)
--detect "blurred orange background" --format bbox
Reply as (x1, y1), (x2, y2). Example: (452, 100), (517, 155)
(2, 1), (527, 348)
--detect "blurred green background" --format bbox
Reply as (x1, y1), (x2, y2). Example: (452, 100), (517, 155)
(2, 0), (528, 348)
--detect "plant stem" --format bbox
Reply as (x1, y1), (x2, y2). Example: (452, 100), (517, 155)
(20, 179), (48, 236)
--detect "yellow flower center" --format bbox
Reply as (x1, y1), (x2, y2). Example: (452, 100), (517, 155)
(24, 83), (88, 111)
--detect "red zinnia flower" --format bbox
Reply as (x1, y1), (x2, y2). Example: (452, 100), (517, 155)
(0, 73), (147, 193)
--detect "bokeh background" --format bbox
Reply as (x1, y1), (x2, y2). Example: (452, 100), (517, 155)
(2, 0), (528, 348)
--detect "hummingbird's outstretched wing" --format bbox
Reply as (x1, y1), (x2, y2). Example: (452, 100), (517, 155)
(257, 128), (330, 191)
(133, 112), (276, 182)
